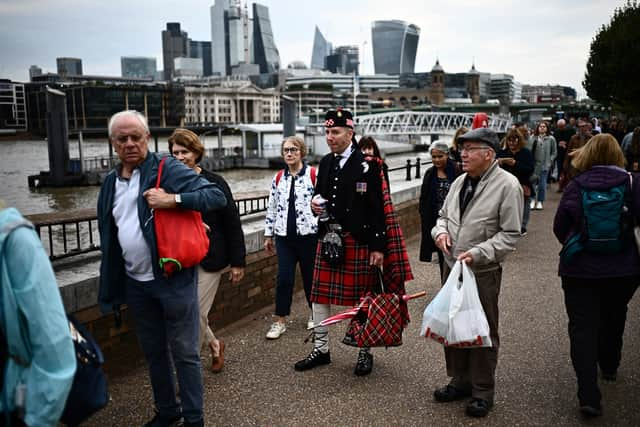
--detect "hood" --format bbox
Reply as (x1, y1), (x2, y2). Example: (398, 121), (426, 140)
(573, 165), (629, 191)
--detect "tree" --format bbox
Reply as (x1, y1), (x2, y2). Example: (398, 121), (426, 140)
(583, 1), (640, 115)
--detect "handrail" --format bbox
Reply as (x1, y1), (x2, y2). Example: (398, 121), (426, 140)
(25, 193), (269, 261)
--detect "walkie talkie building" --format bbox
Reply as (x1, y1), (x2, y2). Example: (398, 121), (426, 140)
(371, 20), (420, 75)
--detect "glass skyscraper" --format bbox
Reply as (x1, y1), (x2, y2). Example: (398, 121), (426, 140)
(252, 3), (280, 74)
(310, 26), (332, 70)
(162, 23), (189, 80)
(371, 20), (420, 75)
(121, 57), (157, 79)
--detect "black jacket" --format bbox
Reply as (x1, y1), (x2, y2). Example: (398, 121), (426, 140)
(199, 169), (246, 271)
(315, 146), (386, 252)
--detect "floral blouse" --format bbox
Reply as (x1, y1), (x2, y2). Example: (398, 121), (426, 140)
(264, 164), (318, 237)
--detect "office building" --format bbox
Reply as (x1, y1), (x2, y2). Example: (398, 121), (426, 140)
(121, 57), (157, 79)
(174, 57), (204, 78)
(371, 20), (419, 74)
(489, 74), (522, 102)
(310, 26), (332, 70)
(162, 22), (189, 80)
(253, 3), (280, 74)
(184, 80), (279, 124)
(29, 65), (43, 81)
(210, 1), (280, 77)
(326, 45), (359, 75)
(0, 80), (27, 132)
(189, 40), (213, 77)
(56, 57), (83, 76)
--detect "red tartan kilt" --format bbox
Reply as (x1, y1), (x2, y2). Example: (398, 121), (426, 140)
(310, 233), (377, 306)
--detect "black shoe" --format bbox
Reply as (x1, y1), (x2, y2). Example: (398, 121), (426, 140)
(354, 351), (373, 376)
(580, 404), (603, 417)
(143, 413), (183, 427)
(294, 349), (331, 371)
(466, 398), (492, 417)
(601, 370), (617, 382)
(433, 384), (472, 403)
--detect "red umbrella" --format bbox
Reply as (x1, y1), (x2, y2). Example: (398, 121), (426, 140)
(308, 291), (427, 329)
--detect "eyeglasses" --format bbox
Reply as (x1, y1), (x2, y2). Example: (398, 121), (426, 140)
(461, 146), (489, 153)
(283, 147), (300, 154)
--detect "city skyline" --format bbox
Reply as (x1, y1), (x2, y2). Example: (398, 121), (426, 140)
(0, 0), (624, 98)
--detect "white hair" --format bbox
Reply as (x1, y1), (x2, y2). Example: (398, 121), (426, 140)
(108, 110), (149, 139)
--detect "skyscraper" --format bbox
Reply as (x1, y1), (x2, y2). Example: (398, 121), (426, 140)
(211, 1), (279, 76)
(252, 3), (280, 74)
(189, 40), (213, 77)
(29, 65), (43, 81)
(56, 57), (83, 76)
(162, 22), (189, 80)
(121, 57), (157, 79)
(326, 45), (359, 75)
(371, 20), (420, 74)
(310, 26), (332, 70)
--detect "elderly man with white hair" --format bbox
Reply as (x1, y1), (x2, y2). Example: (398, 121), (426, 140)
(97, 110), (227, 427)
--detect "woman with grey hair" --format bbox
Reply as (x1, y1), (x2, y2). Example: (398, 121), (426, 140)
(419, 141), (460, 281)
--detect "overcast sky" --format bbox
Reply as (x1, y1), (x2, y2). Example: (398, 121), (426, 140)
(0, 0), (624, 98)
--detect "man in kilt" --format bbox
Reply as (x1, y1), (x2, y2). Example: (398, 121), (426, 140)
(294, 108), (412, 376)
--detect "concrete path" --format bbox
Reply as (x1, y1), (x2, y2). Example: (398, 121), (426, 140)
(85, 185), (640, 426)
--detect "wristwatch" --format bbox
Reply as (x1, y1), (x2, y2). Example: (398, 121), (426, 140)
(175, 194), (182, 204)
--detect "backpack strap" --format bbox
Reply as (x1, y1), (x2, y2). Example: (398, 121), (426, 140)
(275, 169), (285, 187)
(310, 166), (317, 186)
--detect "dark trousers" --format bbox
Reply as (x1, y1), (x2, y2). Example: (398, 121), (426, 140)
(442, 263), (502, 403)
(274, 234), (317, 316)
(126, 271), (203, 423)
(561, 275), (638, 406)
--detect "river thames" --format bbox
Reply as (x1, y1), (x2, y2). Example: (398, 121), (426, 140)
(0, 137), (420, 215)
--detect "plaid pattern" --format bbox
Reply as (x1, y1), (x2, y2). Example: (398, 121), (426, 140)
(311, 233), (377, 306)
(343, 293), (403, 347)
(310, 156), (413, 312)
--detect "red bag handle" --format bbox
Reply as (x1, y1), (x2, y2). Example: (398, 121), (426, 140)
(156, 157), (166, 189)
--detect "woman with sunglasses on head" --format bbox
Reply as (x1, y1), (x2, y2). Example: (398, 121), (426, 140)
(168, 129), (247, 373)
(263, 136), (318, 339)
(497, 128), (535, 235)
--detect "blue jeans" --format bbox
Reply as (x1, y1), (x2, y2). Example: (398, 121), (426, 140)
(535, 169), (549, 202)
(274, 234), (317, 316)
(126, 270), (203, 423)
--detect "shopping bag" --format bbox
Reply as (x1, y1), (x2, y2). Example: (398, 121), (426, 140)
(154, 157), (209, 276)
(446, 262), (492, 348)
(342, 268), (405, 348)
(420, 260), (462, 345)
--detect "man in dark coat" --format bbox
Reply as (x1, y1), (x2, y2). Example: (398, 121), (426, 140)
(294, 108), (387, 376)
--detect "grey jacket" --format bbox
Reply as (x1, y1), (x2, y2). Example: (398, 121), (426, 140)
(527, 135), (557, 176)
(431, 161), (523, 272)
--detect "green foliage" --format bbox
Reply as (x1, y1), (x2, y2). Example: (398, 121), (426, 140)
(584, 1), (640, 115)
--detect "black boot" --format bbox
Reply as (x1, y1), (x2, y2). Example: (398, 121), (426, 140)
(354, 349), (373, 376)
(294, 349), (331, 371)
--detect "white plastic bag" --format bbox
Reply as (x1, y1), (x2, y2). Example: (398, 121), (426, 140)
(446, 261), (492, 348)
(420, 260), (462, 345)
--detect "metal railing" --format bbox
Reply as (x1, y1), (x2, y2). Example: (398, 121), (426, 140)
(388, 157), (431, 181)
(26, 194), (269, 261)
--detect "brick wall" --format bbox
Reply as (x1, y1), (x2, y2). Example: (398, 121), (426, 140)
(79, 197), (420, 377)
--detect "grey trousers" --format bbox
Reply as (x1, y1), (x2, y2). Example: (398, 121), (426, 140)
(442, 262), (502, 403)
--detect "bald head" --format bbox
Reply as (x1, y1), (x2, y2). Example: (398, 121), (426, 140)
(557, 119), (566, 129)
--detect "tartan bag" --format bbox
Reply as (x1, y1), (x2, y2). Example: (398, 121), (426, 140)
(342, 268), (404, 348)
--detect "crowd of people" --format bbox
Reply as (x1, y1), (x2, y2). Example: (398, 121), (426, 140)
(2, 107), (639, 425)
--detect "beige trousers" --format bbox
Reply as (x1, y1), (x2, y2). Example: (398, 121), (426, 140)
(198, 266), (222, 356)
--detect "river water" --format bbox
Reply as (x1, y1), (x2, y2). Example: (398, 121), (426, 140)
(0, 137), (422, 216)
(0, 137), (277, 215)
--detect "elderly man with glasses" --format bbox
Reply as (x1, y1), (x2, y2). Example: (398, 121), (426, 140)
(431, 127), (523, 418)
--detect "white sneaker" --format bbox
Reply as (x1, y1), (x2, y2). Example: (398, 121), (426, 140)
(266, 322), (286, 339)
(307, 316), (315, 330)
(529, 199), (536, 210)
(536, 201), (543, 210)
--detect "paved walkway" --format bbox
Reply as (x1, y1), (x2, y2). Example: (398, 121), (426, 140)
(86, 185), (640, 426)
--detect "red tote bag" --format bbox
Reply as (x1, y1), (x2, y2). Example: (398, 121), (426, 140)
(154, 157), (209, 275)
